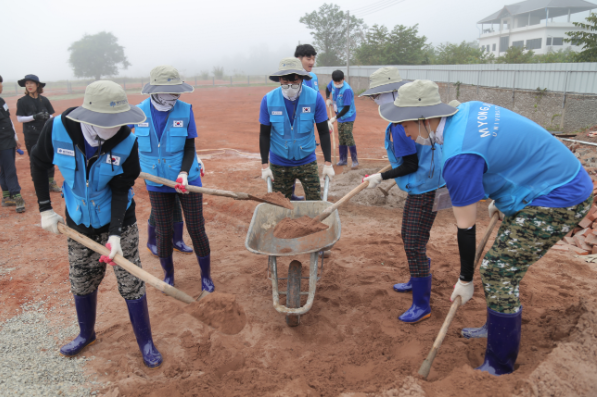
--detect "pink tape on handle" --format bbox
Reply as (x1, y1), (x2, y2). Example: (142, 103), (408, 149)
(99, 243), (116, 266)
(175, 177), (187, 193)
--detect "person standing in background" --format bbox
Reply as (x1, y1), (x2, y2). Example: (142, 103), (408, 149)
(0, 75), (25, 212)
(16, 74), (60, 192)
(326, 70), (358, 169)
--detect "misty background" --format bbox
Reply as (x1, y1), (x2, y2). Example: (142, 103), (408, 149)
(1, 0), (592, 82)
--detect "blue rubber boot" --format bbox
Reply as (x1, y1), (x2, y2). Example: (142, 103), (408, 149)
(393, 278), (412, 292)
(398, 275), (432, 323)
(290, 183), (304, 201)
(476, 307), (522, 375)
(349, 146), (359, 169)
(125, 294), (163, 368)
(197, 255), (215, 292)
(337, 145), (348, 166)
(60, 290), (98, 356)
(172, 222), (193, 254)
(146, 221), (158, 257)
(159, 257), (175, 286)
(462, 322), (488, 339)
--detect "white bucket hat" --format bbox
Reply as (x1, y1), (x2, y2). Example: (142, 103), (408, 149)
(379, 80), (458, 123)
(360, 67), (408, 97)
(269, 58), (312, 82)
(141, 65), (194, 94)
(67, 80), (146, 128)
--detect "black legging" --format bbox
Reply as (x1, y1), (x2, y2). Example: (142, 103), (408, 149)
(149, 194), (183, 226)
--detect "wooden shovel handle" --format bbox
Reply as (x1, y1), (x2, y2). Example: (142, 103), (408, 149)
(314, 164), (392, 223)
(418, 212), (500, 379)
(57, 223), (196, 304)
(139, 172), (249, 200)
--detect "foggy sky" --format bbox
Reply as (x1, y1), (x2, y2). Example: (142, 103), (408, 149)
(1, 0), (593, 82)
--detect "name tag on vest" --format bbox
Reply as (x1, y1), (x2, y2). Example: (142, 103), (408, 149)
(302, 107), (311, 113)
(138, 122), (149, 127)
(173, 120), (184, 128)
(106, 155), (121, 166)
(57, 148), (74, 157)
(271, 111), (283, 116)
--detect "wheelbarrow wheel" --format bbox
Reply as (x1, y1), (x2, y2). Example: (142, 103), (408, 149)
(286, 260), (302, 327)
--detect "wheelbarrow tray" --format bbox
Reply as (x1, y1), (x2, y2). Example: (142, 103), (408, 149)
(245, 200), (341, 256)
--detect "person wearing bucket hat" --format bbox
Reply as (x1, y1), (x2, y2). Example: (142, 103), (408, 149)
(259, 58), (334, 202)
(16, 74), (61, 193)
(361, 68), (444, 325)
(326, 70), (358, 168)
(132, 65), (213, 294)
(381, 79), (593, 376)
(29, 80), (163, 368)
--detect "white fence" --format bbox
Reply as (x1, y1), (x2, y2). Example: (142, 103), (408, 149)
(313, 63), (597, 95)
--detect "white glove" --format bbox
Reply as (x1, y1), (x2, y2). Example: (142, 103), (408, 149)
(326, 99), (333, 107)
(197, 155), (205, 177)
(107, 235), (122, 260)
(327, 120), (334, 133)
(329, 116), (337, 124)
(261, 166), (274, 181)
(450, 279), (474, 306)
(322, 164), (335, 180)
(40, 210), (64, 235)
(488, 200), (504, 220)
(175, 173), (189, 194)
(363, 173), (383, 189)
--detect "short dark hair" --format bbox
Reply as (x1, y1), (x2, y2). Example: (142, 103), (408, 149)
(332, 70), (344, 82)
(295, 44), (317, 58)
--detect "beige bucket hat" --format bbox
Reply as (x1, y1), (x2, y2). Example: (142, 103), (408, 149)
(269, 58), (312, 82)
(141, 65), (194, 94)
(360, 67), (408, 97)
(379, 80), (458, 123)
(67, 80), (146, 128)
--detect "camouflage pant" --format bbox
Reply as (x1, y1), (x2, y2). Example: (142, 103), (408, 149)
(67, 223), (145, 300)
(481, 195), (593, 314)
(270, 161), (321, 201)
(338, 121), (356, 146)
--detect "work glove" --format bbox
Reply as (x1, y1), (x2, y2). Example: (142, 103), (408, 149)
(40, 209), (64, 235)
(363, 173), (383, 189)
(322, 164), (335, 180)
(329, 116), (337, 124)
(99, 236), (122, 266)
(488, 200), (504, 220)
(450, 279), (474, 306)
(327, 120), (334, 133)
(261, 166), (274, 182)
(33, 112), (49, 121)
(175, 173), (189, 194)
(326, 99), (333, 107)
(197, 155), (205, 177)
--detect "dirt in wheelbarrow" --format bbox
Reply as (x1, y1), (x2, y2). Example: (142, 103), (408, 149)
(258, 191), (294, 210)
(273, 215), (329, 239)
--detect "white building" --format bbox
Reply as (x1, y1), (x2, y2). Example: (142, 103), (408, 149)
(478, 0), (596, 56)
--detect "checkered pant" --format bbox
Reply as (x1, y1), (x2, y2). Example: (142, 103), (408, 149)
(148, 191), (210, 258)
(401, 190), (437, 278)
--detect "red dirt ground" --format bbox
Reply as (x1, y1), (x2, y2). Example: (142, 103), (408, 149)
(1, 86), (597, 397)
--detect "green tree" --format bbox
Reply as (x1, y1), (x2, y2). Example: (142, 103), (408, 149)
(435, 41), (494, 64)
(565, 12), (597, 61)
(496, 46), (535, 63)
(300, 3), (365, 66)
(532, 48), (577, 63)
(384, 24), (430, 65)
(68, 32), (130, 80)
(353, 25), (390, 65)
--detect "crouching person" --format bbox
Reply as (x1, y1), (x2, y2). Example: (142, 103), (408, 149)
(30, 81), (162, 368)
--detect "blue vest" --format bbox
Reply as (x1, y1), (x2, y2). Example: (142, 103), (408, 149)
(266, 86), (318, 161)
(134, 99), (201, 187)
(303, 72), (319, 91)
(442, 101), (581, 216)
(51, 116), (135, 229)
(385, 123), (446, 195)
(332, 82), (356, 122)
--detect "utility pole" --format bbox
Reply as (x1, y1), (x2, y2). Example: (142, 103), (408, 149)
(346, 11), (350, 83)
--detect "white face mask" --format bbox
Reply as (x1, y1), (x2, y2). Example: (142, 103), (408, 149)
(373, 92), (396, 106)
(334, 82), (344, 89)
(150, 93), (180, 111)
(281, 84), (301, 101)
(415, 121), (436, 146)
(81, 123), (121, 147)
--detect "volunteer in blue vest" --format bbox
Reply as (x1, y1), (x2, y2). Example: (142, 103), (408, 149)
(380, 79), (593, 375)
(134, 65), (213, 293)
(325, 70), (358, 168)
(30, 80), (163, 368)
(361, 67), (444, 324)
(259, 58), (334, 201)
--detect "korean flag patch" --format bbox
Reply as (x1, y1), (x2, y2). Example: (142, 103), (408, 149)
(173, 120), (184, 128)
(106, 155), (121, 166)
(302, 107), (311, 113)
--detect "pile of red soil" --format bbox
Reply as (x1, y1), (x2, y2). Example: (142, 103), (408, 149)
(273, 215), (329, 239)
(258, 191), (294, 210)
(183, 292), (246, 335)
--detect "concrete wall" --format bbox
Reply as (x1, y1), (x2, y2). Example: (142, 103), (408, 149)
(318, 73), (597, 133)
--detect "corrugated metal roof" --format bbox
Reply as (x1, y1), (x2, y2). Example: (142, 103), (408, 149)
(478, 0), (596, 23)
(313, 63), (597, 94)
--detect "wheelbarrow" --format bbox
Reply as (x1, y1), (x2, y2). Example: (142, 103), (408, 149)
(245, 176), (341, 326)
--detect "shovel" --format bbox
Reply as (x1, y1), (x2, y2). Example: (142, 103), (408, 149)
(56, 223), (207, 303)
(139, 172), (293, 210)
(326, 103), (338, 166)
(417, 212), (500, 379)
(379, 180), (397, 197)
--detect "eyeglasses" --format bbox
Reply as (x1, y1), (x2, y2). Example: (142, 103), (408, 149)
(367, 94), (380, 101)
(281, 84), (300, 89)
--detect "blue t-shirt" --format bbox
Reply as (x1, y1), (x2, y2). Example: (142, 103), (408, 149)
(333, 85), (356, 123)
(259, 91), (328, 167)
(130, 102), (201, 193)
(443, 153), (592, 208)
(84, 139), (98, 160)
(390, 123), (417, 158)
